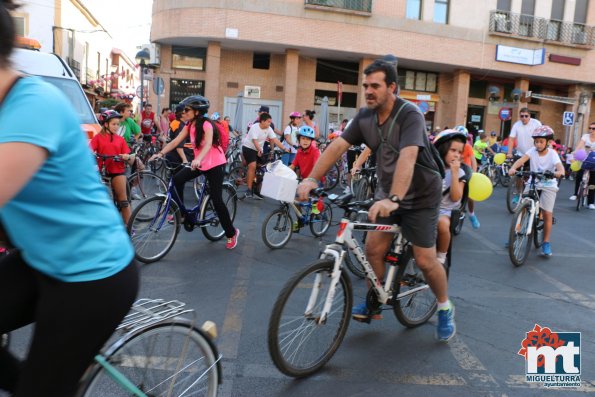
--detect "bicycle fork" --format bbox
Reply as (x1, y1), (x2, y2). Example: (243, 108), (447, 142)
(516, 199), (536, 235)
(306, 247), (345, 325)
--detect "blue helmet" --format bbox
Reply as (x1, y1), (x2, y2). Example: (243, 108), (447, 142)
(298, 126), (315, 139)
(210, 112), (221, 121)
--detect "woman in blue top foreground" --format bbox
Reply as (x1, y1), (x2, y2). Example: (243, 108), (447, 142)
(0, 1), (138, 395)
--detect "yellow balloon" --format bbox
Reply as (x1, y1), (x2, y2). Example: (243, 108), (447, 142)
(494, 153), (506, 165)
(468, 172), (493, 202)
(570, 161), (582, 172)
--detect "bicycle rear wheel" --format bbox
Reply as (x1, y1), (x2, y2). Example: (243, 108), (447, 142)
(322, 163), (340, 191)
(128, 196), (180, 263)
(200, 183), (238, 241)
(81, 322), (220, 397)
(128, 171), (167, 211)
(262, 207), (293, 249)
(506, 176), (523, 214)
(576, 182), (585, 211)
(309, 203), (332, 237)
(227, 166), (247, 188)
(392, 250), (437, 327)
(508, 201), (533, 267)
(268, 259), (352, 377)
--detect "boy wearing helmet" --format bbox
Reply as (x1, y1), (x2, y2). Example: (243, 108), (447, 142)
(90, 110), (133, 224)
(290, 126), (320, 179)
(508, 126), (564, 256)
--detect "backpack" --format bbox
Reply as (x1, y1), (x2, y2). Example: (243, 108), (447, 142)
(581, 151), (595, 171)
(214, 121), (229, 153)
(374, 100), (445, 179)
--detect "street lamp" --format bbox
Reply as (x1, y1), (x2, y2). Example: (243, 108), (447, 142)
(135, 48), (150, 114)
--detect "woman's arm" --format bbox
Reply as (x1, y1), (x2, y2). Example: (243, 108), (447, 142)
(0, 143), (48, 207)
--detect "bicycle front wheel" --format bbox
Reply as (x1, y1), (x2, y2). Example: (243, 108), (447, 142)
(262, 207), (293, 249)
(393, 250), (437, 327)
(81, 323), (220, 397)
(506, 176), (523, 213)
(268, 259), (352, 377)
(533, 215), (545, 248)
(576, 182), (585, 211)
(309, 203), (332, 237)
(200, 183), (238, 241)
(128, 196), (180, 263)
(508, 201), (533, 267)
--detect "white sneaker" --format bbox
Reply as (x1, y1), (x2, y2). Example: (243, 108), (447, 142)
(589, 204), (595, 210)
(569, 195), (577, 201)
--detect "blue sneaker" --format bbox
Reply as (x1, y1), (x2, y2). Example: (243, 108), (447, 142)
(436, 303), (456, 342)
(542, 242), (552, 257)
(352, 301), (382, 322)
(469, 214), (480, 229)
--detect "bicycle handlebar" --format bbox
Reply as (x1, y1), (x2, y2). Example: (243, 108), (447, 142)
(514, 170), (555, 179)
(96, 154), (124, 162)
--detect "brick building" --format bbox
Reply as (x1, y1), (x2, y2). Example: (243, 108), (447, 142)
(147, 0), (595, 146)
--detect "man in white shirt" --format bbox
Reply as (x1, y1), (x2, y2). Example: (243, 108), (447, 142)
(507, 107), (542, 157)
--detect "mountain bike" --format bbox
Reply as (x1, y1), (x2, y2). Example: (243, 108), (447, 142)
(507, 171), (554, 267)
(477, 155), (497, 187)
(261, 197), (332, 249)
(267, 192), (437, 377)
(128, 165), (238, 263)
(350, 166), (377, 201)
(78, 298), (221, 397)
(495, 158), (512, 187)
(575, 169), (593, 211)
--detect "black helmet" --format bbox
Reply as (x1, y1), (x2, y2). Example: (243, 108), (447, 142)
(180, 95), (210, 114)
(99, 110), (122, 125)
(174, 103), (185, 114)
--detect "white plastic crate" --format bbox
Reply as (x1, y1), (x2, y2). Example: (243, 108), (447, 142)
(261, 173), (298, 202)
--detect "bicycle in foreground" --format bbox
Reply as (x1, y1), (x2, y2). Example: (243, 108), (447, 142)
(128, 164), (238, 263)
(575, 168), (594, 211)
(77, 298), (221, 396)
(261, 195), (333, 249)
(267, 192), (437, 377)
(507, 170), (554, 267)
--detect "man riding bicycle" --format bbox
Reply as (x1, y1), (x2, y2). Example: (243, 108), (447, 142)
(297, 58), (455, 341)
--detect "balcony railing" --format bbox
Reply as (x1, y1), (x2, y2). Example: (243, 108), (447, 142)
(305, 0), (372, 14)
(489, 10), (594, 47)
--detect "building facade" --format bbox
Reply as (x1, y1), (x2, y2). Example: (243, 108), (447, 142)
(148, 0), (595, 146)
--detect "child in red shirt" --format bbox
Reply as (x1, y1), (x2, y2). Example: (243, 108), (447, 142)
(90, 110), (132, 224)
(290, 126), (320, 179)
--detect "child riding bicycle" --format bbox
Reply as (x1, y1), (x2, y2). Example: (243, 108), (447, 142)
(508, 126), (565, 256)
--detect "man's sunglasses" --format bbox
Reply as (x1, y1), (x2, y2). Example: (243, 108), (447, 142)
(520, 115), (530, 118)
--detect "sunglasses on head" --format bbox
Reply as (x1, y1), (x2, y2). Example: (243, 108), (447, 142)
(520, 114), (530, 118)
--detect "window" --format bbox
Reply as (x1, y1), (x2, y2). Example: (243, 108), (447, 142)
(574, 0), (587, 23)
(551, 0), (565, 20)
(169, 79), (204, 107)
(12, 15), (26, 36)
(315, 59), (359, 85)
(519, 0), (535, 36)
(172, 46), (206, 71)
(496, 0), (511, 11)
(469, 80), (487, 99)
(399, 69), (437, 93)
(433, 0), (449, 24)
(548, 0), (565, 40)
(406, 0), (422, 20)
(314, 89), (357, 108)
(253, 52), (270, 70)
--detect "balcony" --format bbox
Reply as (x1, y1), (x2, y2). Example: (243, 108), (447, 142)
(304, 0), (372, 15)
(489, 10), (594, 48)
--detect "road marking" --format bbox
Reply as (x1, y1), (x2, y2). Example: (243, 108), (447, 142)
(218, 205), (259, 397)
(528, 265), (595, 311)
(448, 336), (500, 389)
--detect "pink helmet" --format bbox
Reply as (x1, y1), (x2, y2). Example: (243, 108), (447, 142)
(289, 112), (302, 118)
(532, 125), (554, 140)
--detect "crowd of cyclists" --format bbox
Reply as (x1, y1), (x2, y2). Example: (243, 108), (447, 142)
(0, 0), (593, 390)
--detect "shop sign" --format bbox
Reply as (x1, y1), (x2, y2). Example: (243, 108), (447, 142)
(496, 45), (545, 66)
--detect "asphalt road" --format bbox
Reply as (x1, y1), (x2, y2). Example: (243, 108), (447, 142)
(4, 178), (595, 396)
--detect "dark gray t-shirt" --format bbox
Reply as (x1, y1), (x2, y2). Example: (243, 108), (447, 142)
(341, 98), (441, 210)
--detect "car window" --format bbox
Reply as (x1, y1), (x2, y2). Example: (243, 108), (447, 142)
(38, 76), (97, 124)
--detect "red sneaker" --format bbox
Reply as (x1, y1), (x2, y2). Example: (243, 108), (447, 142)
(226, 228), (240, 250)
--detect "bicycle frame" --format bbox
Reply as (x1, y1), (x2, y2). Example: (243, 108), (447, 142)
(312, 218), (406, 324)
(516, 173), (546, 235)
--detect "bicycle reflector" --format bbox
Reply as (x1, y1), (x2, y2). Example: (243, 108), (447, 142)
(317, 198), (325, 212)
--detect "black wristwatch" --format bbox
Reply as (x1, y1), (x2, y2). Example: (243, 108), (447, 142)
(388, 194), (401, 204)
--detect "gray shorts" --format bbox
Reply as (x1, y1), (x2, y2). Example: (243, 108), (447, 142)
(524, 185), (558, 212)
(376, 207), (439, 248)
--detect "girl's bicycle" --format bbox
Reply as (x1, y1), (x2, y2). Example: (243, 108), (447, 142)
(508, 170), (554, 267)
(267, 192), (437, 377)
(127, 165), (238, 263)
(78, 298), (221, 397)
(575, 168), (594, 211)
(261, 197), (333, 249)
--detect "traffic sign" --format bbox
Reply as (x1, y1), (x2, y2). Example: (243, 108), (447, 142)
(136, 85), (148, 98)
(153, 77), (164, 95)
(417, 101), (429, 114)
(563, 111), (574, 126)
(499, 107), (512, 121)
